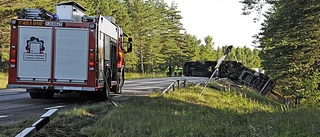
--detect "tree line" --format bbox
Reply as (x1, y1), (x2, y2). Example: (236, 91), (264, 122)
(241, 0), (320, 108)
(0, 0), (261, 73)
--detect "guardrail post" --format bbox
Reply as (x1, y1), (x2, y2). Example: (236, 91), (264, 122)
(183, 79), (186, 88)
(172, 81), (175, 91)
(177, 80), (180, 90)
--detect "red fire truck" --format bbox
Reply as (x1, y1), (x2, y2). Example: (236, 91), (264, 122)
(7, 1), (132, 100)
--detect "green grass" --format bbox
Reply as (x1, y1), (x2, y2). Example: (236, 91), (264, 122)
(1, 85), (320, 137)
(0, 117), (38, 137)
(0, 73), (7, 89)
(125, 72), (167, 80)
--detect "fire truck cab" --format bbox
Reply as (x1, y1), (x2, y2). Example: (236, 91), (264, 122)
(7, 1), (132, 100)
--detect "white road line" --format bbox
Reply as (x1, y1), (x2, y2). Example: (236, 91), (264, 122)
(0, 115), (9, 118)
(44, 106), (65, 110)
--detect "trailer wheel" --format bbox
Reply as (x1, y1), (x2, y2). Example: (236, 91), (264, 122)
(29, 92), (41, 99)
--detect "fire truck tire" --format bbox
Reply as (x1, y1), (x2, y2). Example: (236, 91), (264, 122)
(28, 89), (54, 99)
(98, 86), (109, 101)
(112, 75), (122, 94)
(41, 92), (54, 99)
(29, 92), (41, 99)
(97, 69), (111, 101)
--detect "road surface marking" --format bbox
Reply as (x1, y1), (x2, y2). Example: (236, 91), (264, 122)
(0, 115), (9, 119)
(44, 106), (65, 110)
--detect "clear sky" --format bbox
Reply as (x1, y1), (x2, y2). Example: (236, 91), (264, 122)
(164, 0), (264, 49)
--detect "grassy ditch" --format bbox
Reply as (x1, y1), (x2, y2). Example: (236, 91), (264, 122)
(1, 86), (320, 137)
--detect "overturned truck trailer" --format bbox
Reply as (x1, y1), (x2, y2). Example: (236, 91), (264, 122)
(183, 61), (276, 96)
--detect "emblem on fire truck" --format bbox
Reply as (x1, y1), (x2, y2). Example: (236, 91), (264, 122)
(23, 36), (47, 61)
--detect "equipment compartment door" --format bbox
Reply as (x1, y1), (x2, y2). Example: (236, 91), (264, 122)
(54, 28), (89, 83)
(17, 26), (52, 82)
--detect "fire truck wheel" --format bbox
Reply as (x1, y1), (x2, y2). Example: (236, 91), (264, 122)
(41, 92), (54, 99)
(98, 81), (110, 101)
(112, 75), (122, 94)
(29, 92), (41, 99)
(98, 88), (109, 101)
(97, 69), (111, 101)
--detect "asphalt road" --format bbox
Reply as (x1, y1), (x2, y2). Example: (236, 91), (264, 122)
(0, 76), (207, 125)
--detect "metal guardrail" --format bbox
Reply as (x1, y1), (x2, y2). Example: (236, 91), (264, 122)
(161, 79), (202, 94)
(162, 79), (186, 94)
(16, 109), (58, 137)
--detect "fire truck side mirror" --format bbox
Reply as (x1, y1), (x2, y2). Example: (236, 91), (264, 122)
(127, 37), (133, 53)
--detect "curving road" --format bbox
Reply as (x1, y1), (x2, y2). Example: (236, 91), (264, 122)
(0, 76), (207, 125)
